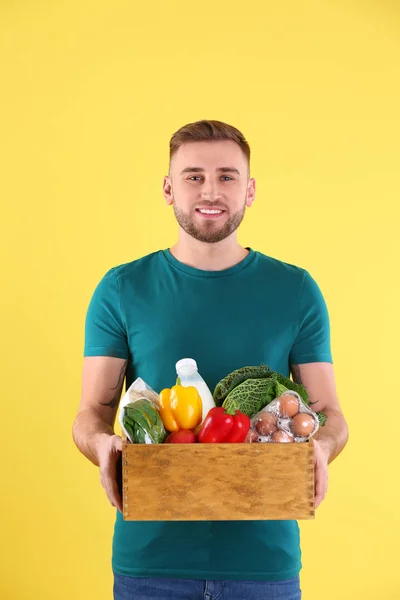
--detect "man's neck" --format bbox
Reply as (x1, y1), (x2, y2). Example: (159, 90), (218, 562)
(169, 233), (249, 271)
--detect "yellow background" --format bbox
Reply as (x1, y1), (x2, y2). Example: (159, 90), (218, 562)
(1, 1), (399, 598)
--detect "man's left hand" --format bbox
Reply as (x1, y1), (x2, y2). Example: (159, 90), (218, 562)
(313, 438), (329, 509)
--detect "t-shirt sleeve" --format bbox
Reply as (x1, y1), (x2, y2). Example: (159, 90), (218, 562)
(83, 268), (129, 359)
(289, 270), (333, 365)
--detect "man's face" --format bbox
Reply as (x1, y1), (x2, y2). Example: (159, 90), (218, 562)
(163, 141), (256, 243)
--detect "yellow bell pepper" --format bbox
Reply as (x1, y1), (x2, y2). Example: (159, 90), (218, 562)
(158, 385), (203, 432)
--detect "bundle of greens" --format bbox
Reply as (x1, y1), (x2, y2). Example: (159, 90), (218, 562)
(123, 399), (167, 444)
(213, 365), (327, 426)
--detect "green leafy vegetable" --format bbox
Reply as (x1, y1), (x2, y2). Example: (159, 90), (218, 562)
(213, 364), (271, 406)
(222, 378), (277, 417)
(274, 381), (290, 398)
(316, 411), (328, 427)
(123, 399), (167, 444)
(215, 364), (328, 424)
(273, 372), (309, 404)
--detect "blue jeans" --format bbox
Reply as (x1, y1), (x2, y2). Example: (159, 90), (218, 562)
(113, 573), (302, 599)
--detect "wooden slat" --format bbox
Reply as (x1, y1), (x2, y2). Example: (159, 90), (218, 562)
(122, 441), (315, 521)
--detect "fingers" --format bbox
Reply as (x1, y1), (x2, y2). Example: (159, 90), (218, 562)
(314, 459), (328, 509)
(99, 435), (123, 513)
(107, 477), (123, 513)
(112, 435), (123, 452)
(100, 465), (123, 513)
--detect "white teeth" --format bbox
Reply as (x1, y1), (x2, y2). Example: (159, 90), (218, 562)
(199, 209), (223, 214)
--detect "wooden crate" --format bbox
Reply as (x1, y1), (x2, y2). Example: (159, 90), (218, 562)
(122, 440), (315, 521)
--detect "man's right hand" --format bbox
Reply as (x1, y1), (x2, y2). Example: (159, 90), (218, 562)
(97, 433), (123, 513)
(73, 356), (128, 512)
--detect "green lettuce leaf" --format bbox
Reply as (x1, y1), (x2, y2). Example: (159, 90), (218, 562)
(123, 399), (166, 444)
(222, 377), (277, 417)
(213, 364), (271, 406)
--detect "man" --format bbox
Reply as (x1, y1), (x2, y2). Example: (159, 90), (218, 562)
(73, 119), (348, 600)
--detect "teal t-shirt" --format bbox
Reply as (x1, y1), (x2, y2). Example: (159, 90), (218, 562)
(84, 248), (332, 581)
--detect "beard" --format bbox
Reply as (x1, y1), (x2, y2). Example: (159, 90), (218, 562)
(173, 203), (246, 244)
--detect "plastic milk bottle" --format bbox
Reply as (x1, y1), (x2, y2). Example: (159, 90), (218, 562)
(175, 358), (216, 422)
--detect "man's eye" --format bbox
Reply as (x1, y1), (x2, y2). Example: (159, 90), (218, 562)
(188, 176), (233, 181)
(189, 175), (233, 181)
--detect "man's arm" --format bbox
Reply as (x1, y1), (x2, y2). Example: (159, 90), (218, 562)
(72, 356), (128, 510)
(291, 362), (349, 507)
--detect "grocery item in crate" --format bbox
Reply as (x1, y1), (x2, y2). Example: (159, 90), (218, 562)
(197, 407), (250, 443)
(247, 391), (319, 443)
(159, 384), (203, 432)
(214, 364), (327, 426)
(214, 364), (308, 417)
(176, 358), (216, 422)
(119, 377), (167, 444)
(165, 430), (197, 443)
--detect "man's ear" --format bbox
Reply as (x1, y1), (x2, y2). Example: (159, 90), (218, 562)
(245, 178), (256, 207)
(163, 176), (174, 206)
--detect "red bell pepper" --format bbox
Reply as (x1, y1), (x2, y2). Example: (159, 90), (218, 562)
(197, 407), (250, 443)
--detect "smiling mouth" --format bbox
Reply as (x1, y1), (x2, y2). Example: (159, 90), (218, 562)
(196, 208), (226, 218)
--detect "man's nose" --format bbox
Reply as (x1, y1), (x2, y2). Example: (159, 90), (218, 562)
(200, 180), (222, 200)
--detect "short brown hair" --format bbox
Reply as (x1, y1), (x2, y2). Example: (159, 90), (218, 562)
(169, 119), (251, 173)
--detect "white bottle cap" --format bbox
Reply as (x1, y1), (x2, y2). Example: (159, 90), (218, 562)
(176, 358), (198, 372)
